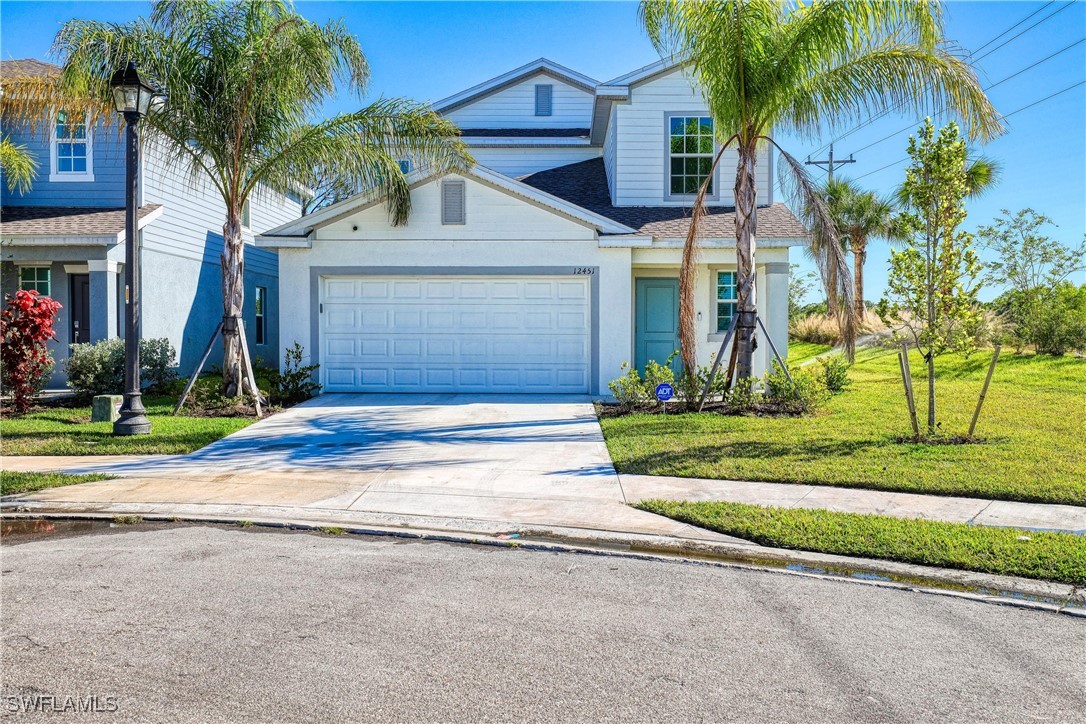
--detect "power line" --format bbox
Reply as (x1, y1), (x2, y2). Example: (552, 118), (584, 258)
(850, 79), (1086, 182)
(808, 1), (1070, 157)
(843, 36), (1085, 159)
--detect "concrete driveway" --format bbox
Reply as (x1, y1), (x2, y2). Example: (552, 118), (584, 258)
(17, 394), (735, 542)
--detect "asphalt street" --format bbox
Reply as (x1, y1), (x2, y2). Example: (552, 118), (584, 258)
(2, 523), (1084, 722)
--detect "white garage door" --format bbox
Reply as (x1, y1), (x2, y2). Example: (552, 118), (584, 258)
(320, 275), (591, 393)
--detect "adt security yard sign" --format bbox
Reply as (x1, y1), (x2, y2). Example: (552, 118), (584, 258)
(655, 383), (675, 402)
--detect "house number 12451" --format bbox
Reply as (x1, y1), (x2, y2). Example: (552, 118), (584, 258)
(573, 267), (595, 275)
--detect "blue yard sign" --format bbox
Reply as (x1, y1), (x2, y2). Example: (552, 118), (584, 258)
(654, 383), (675, 402)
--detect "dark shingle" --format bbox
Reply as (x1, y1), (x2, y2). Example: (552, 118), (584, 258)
(1, 206), (163, 237)
(0, 58), (60, 78)
(461, 128), (590, 138)
(519, 158), (808, 238)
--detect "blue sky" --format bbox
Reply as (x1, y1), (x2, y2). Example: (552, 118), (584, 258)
(2, 1), (1083, 300)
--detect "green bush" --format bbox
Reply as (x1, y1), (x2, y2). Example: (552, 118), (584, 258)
(268, 342), (321, 405)
(723, 376), (759, 412)
(65, 337), (177, 399)
(817, 355), (852, 393)
(994, 283), (1086, 355)
(763, 361), (830, 413)
(608, 362), (650, 409)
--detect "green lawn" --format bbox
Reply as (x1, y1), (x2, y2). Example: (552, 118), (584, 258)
(602, 348), (1086, 506)
(1, 470), (114, 496)
(788, 341), (834, 364)
(638, 499), (1086, 586)
(1, 395), (255, 456)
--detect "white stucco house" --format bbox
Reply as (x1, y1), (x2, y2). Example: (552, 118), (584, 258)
(257, 57), (808, 395)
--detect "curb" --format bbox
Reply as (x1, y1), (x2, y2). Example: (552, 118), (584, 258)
(3, 503), (1083, 618)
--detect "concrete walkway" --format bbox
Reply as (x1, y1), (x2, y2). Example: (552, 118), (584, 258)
(3, 393), (1083, 537)
(621, 475), (1086, 534)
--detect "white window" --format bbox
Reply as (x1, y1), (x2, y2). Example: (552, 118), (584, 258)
(254, 286), (267, 345)
(715, 271), (738, 332)
(19, 266), (51, 296)
(668, 114), (714, 199)
(50, 110), (93, 182)
(441, 179), (465, 225)
(535, 84), (553, 116)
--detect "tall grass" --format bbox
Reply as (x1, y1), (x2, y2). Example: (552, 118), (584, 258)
(791, 312), (887, 346)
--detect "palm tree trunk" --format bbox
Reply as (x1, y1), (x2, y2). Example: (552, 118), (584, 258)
(851, 235), (866, 321)
(734, 141), (758, 380)
(221, 213), (246, 397)
(825, 263), (838, 318)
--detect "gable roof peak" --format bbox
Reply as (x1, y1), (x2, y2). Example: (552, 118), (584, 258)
(432, 58), (598, 113)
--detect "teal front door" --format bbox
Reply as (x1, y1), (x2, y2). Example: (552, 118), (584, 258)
(635, 278), (681, 374)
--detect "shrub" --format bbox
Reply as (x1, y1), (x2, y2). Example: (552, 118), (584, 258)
(763, 361), (830, 413)
(817, 356), (852, 393)
(268, 342), (321, 405)
(723, 376), (758, 413)
(66, 337), (177, 399)
(608, 362), (650, 409)
(996, 283), (1086, 355)
(0, 290), (61, 413)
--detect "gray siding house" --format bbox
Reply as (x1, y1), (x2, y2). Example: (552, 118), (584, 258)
(0, 59), (302, 386)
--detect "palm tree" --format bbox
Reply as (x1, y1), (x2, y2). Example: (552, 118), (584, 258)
(809, 178), (902, 321)
(640, 0), (1003, 378)
(48, 0), (471, 397)
(0, 138), (38, 194)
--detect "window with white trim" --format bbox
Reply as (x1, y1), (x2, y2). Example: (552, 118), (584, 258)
(668, 115), (714, 198)
(716, 271), (737, 332)
(19, 266), (51, 296)
(50, 110), (93, 181)
(254, 286), (267, 345)
(241, 200), (251, 229)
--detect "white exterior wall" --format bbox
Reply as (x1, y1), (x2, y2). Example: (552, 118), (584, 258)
(629, 245), (791, 377)
(466, 146), (601, 177)
(444, 73), (594, 129)
(611, 67), (771, 207)
(603, 103), (618, 200)
(277, 174), (633, 394)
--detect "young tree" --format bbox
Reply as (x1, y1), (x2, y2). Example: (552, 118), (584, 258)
(979, 209), (1086, 294)
(787, 264), (817, 323)
(980, 209), (1086, 354)
(50, 0), (472, 397)
(640, 0), (1002, 379)
(878, 120), (983, 436)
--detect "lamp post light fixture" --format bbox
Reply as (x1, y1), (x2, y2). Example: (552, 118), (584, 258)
(110, 62), (156, 436)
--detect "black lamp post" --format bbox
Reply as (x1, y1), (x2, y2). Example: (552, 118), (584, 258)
(110, 62), (155, 436)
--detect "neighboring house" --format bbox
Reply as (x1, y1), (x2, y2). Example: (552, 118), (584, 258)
(259, 57), (807, 395)
(0, 59), (302, 387)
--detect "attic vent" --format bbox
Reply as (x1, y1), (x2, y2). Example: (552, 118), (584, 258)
(535, 84), (553, 116)
(441, 179), (466, 225)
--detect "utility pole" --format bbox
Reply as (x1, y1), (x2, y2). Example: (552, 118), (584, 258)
(805, 143), (855, 182)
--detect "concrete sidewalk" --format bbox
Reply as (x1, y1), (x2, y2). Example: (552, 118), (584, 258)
(4, 457), (1083, 535)
(621, 475), (1086, 534)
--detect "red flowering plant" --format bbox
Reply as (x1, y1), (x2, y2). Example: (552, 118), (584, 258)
(1, 289), (62, 414)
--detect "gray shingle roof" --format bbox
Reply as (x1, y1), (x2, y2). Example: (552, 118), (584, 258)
(461, 128), (590, 138)
(518, 157), (808, 238)
(1, 205), (163, 237)
(0, 58), (60, 78)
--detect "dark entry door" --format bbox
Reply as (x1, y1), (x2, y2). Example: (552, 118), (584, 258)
(70, 274), (91, 344)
